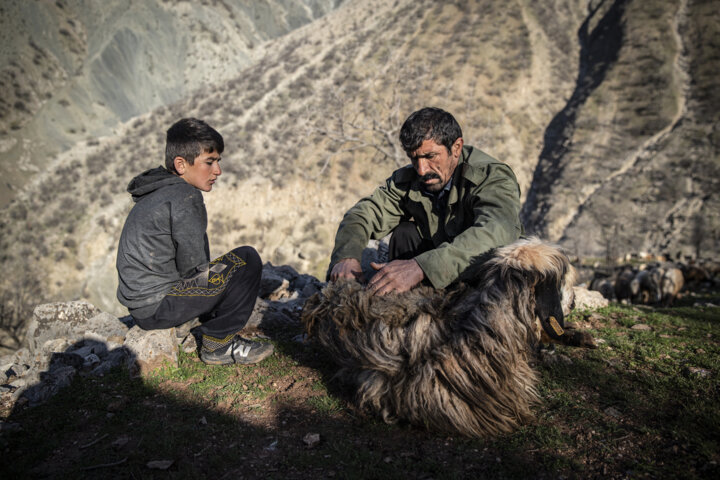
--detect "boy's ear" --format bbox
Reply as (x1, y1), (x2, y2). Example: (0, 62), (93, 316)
(174, 156), (186, 175)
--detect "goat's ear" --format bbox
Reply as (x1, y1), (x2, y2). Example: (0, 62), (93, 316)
(534, 277), (566, 340)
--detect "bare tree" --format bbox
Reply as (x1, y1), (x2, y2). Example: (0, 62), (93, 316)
(303, 59), (439, 178)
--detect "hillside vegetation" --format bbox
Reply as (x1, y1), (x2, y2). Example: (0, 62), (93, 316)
(0, 0), (345, 206)
(0, 0), (718, 345)
(2, 291), (719, 478)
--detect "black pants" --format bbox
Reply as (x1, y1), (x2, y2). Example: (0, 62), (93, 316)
(389, 221), (434, 261)
(134, 246), (262, 338)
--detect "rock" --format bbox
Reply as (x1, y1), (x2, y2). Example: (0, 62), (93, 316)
(604, 406), (622, 418)
(0, 421), (22, 433)
(112, 435), (130, 449)
(49, 352), (84, 370)
(245, 298), (297, 329)
(90, 348), (132, 376)
(573, 287), (609, 310)
(259, 270), (286, 298)
(147, 460), (174, 470)
(123, 326), (178, 375)
(685, 366), (711, 378)
(631, 324), (652, 331)
(25, 302), (128, 355)
(540, 350), (573, 366)
(6, 362), (30, 378)
(300, 282), (321, 298)
(21, 365), (76, 406)
(180, 334), (197, 353)
(303, 432), (320, 448)
(267, 278), (294, 301)
(82, 353), (101, 369)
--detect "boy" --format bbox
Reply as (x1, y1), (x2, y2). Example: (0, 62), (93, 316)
(116, 117), (273, 365)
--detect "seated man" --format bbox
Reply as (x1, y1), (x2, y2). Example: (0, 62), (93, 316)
(329, 107), (523, 294)
(116, 117), (273, 365)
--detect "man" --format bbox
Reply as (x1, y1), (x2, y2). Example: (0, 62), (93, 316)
(329, 107), (523, 294)
(116, 117), (273, 365)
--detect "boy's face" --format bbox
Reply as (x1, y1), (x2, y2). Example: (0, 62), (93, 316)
(174, 150), (222, 192)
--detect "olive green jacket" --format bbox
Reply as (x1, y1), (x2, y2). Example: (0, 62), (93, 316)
(329, 145), (523, 289)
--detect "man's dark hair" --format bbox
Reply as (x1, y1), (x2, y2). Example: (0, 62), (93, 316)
(399, 107), (463, 154)
(165, 118), (224, 174)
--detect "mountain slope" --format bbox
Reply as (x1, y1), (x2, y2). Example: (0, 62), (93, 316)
(521, 0), (720, 260)
(0, 0), (717, 325)
(0, 0), (345, 206)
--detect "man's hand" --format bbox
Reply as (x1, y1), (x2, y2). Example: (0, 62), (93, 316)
(330, 258), (365, 282)
(367, 259), (424, 295)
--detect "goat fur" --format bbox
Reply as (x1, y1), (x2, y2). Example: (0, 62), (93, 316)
(302, 237), (577, 437)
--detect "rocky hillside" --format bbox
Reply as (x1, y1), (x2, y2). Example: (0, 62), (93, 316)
(522, 0), (720, 261)
(0, 0), (345, 206)
(0, 0), (718, 339)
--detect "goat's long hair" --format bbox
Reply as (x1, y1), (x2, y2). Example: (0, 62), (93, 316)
(302, 237), (576, 437)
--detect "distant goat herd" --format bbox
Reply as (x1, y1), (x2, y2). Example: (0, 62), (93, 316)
(586, 259), (719, 307)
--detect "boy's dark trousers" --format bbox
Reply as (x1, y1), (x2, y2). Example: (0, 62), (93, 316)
(133, 246), (262, 339)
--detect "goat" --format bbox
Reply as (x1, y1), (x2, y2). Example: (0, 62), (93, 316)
(614, 266), (638, 304)
(633, 267), (663, 304)
(302, 238), (579, 437)
(660, 267), (684, 306)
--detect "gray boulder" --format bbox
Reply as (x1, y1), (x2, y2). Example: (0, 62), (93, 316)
(25, 302), (128, 356)
(123, 326), (177, 375)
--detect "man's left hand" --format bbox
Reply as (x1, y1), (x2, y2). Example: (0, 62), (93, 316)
(367, 259), (424, 295)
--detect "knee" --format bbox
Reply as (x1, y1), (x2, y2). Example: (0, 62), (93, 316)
(393, 221), (419, 239)
(232, 246), (262, 273)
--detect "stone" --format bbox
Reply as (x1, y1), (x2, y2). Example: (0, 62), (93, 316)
(573, 286), (609, 310)
(245, 298), (297, 330)
(303, 432), (321, 448)
(604, 406), (622, 418)
(21, 366), (76, 406)
(112, 435), (130, 449)
(259, 270), (286, 298)
(147, 460), (174, 470)
(82, 353), (101, 369)
(7, 363), (30, 378)
(0, 421), (22, 433)
(25, 302), (128, 355)
(123, 326), (178, 375)
(180, 334), (197, 353)
(90, 348), (132, 376)
(685, 366), (711, 378)
(267, 278), (293, 301)
(49, 352), (84, 370)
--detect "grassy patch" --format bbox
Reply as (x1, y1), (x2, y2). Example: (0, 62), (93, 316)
(2, 298), (719, 478)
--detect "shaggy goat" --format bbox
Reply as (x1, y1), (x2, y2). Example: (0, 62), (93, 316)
(302, 238), (577, 437)
(660, 267), (684, 306)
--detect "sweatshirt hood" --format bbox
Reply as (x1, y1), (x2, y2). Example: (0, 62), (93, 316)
(127, 167), (186, 201)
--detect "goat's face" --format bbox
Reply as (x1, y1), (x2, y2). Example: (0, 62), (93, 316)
(491, 238), (576, 342)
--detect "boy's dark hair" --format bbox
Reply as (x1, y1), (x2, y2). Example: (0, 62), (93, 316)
(165, 118), (224, 174)
(399, 107), (463, 155)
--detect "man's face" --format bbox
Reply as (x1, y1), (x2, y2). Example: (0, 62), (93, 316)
(408, 138), (463, 193)
(175, 150), (222, 192)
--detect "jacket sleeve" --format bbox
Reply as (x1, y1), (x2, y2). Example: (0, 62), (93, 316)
(329, 174), (407, 270)
(171, 189), (210, 278)
(414, 163), (522, 289)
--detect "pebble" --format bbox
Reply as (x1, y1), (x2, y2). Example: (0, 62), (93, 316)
(303, 432), (320, 448)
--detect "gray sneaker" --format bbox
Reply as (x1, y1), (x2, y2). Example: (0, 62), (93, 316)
(200, 336), (274, 365)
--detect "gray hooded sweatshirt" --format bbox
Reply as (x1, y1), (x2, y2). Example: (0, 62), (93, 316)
(116, 167), (210, 319)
